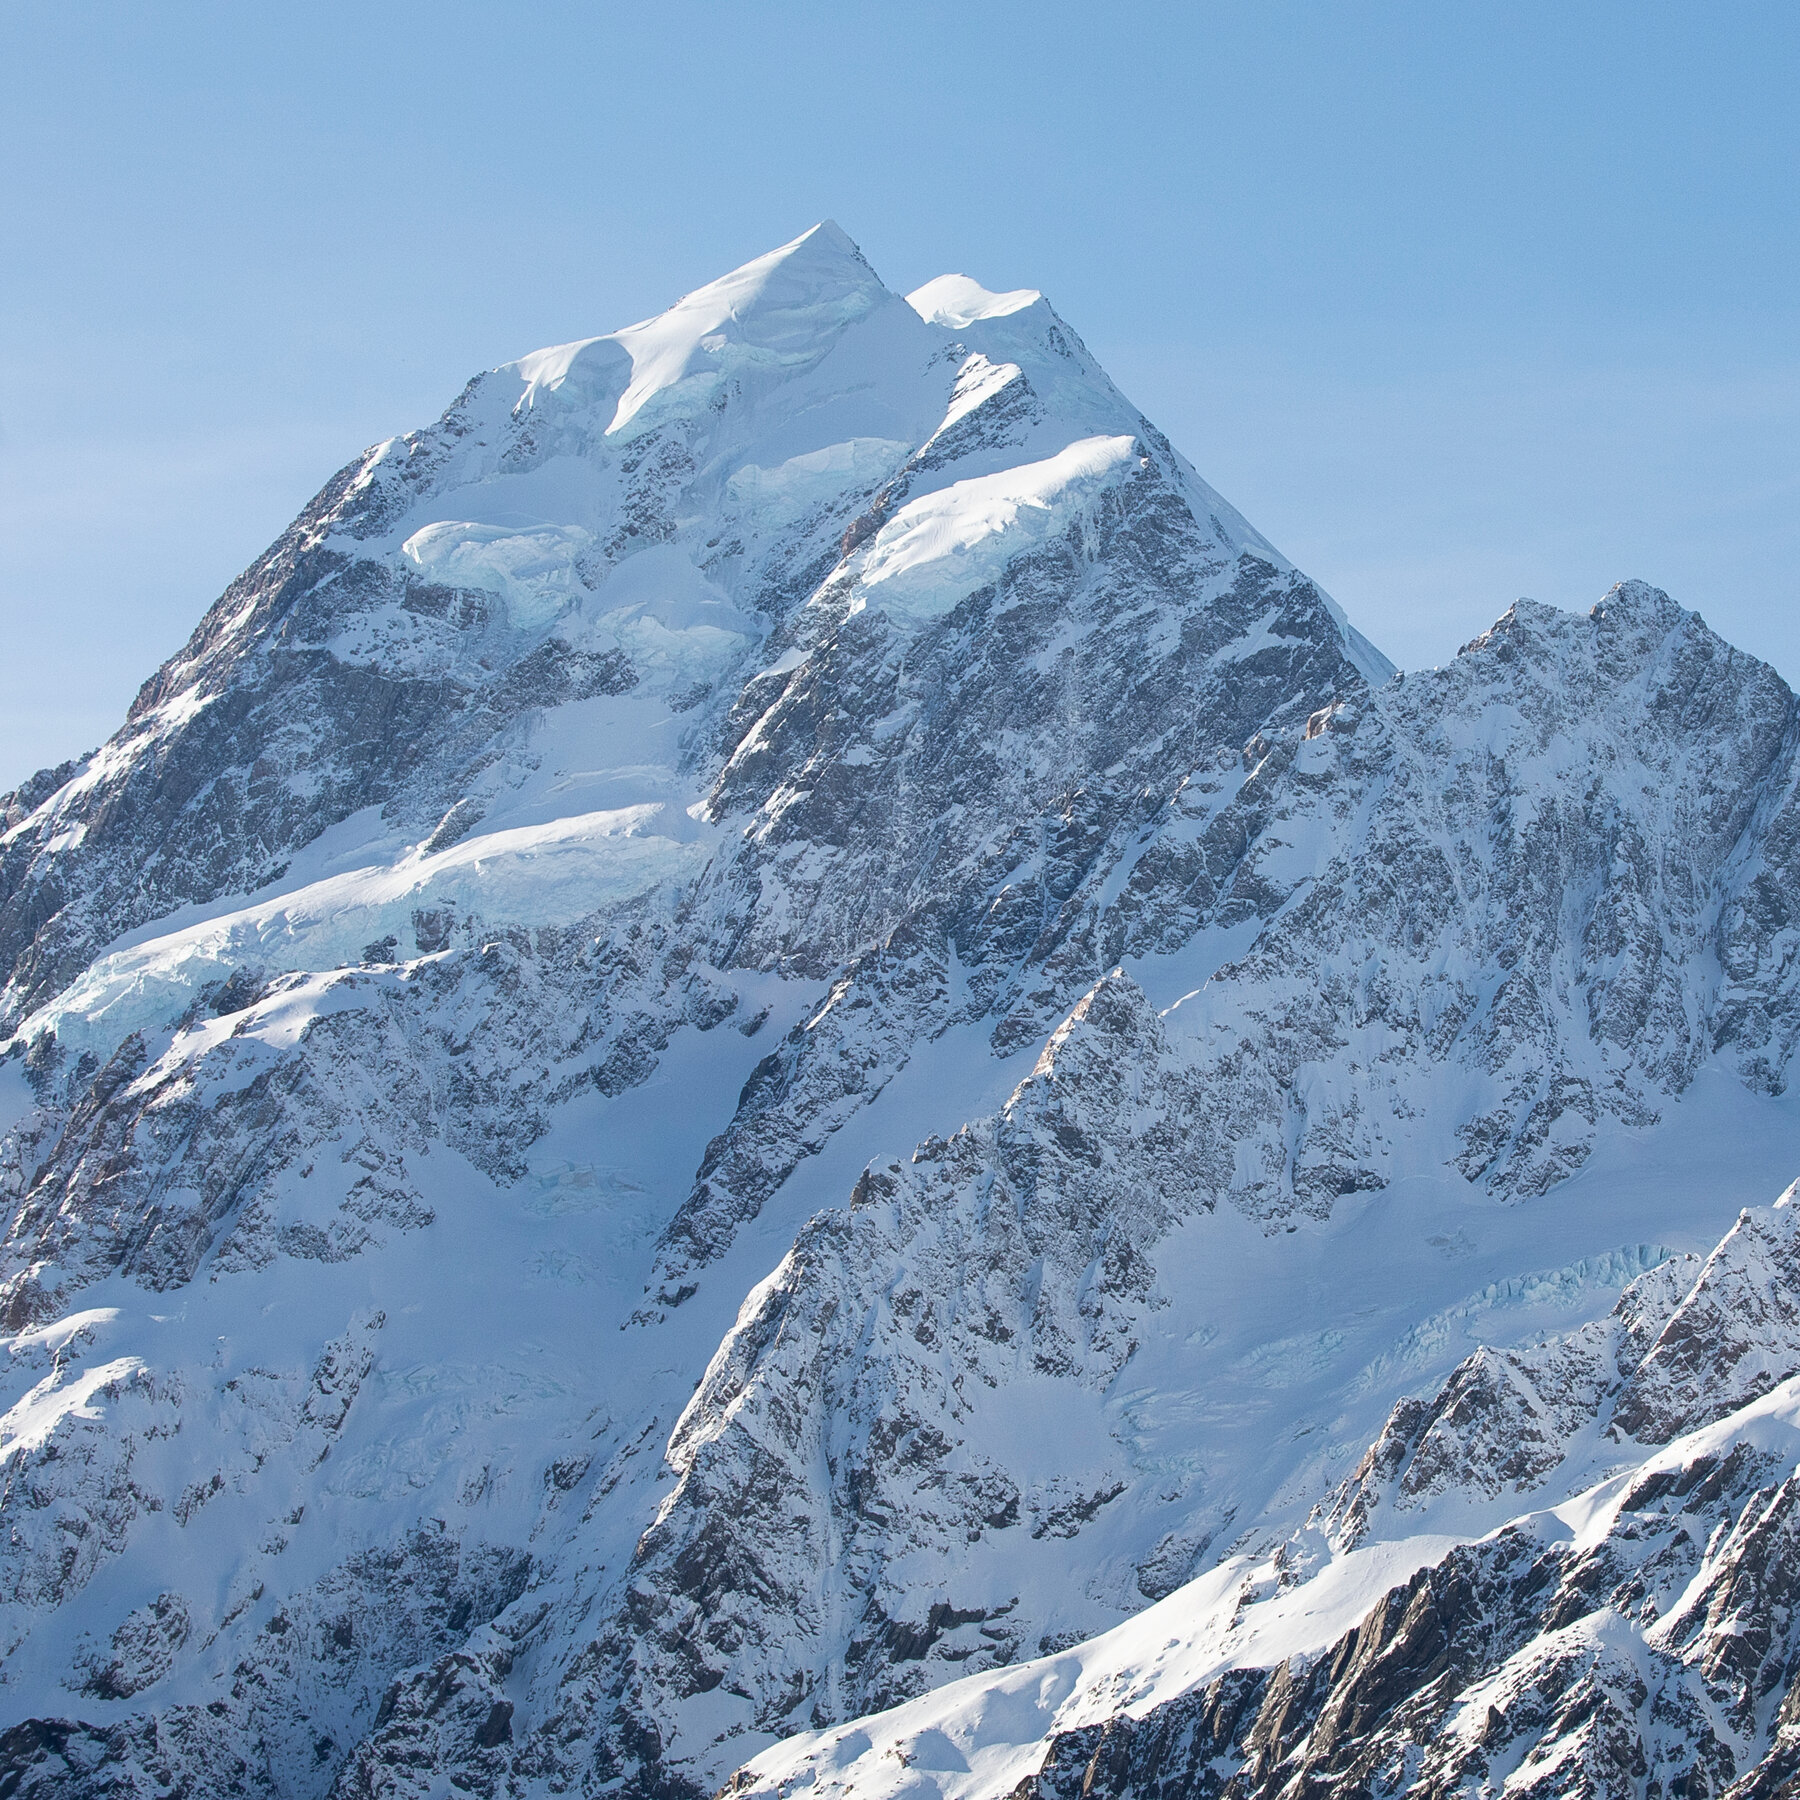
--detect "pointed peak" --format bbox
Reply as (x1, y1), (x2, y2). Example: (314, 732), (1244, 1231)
(907, 272), (1043, 329)
(790, 218), (864, 261)
(593, 224), (895, 435)
(657, 220), (886, 326)
(1591, 578), (1682, 631)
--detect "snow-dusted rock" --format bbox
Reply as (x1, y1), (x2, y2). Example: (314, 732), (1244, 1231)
(731, 1188), (1800, 1800)
(1316, 1188), (1800, 1555)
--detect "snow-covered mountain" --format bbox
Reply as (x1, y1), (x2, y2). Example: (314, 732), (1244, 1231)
(0, 223), (1795, 1800)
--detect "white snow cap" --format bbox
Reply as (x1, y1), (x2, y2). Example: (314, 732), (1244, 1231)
(907, 272), (1043, 329)
(514, 221), (888, 435)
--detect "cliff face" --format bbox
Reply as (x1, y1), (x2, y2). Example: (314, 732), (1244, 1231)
(0, 224), (1796, 1800)
(736, 1188), (1800, 1800)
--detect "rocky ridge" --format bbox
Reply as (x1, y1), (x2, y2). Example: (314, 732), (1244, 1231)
(736, 1187), (1800, 1800)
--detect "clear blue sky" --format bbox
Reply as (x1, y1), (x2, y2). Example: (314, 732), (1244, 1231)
(2, 0), (1796, 789)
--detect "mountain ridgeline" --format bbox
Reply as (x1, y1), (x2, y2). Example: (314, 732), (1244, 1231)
(0, 225), (1796, 1800)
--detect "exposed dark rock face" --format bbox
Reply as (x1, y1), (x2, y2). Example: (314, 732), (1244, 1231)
(0, 1526), (532, 1800)
(999, 1405), (1800, 1798)
(546, 975), (1194, 1775)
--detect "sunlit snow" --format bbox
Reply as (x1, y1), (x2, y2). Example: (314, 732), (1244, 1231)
(854, 435), (1139, 623)
(16, 806), (709, 1060)
(402, 519), (595, 627)
(907, 273), (1044, 329)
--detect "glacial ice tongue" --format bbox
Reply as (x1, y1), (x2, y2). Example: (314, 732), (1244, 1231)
(15, 806), (709, 1062)
(401, 520), (594, 629)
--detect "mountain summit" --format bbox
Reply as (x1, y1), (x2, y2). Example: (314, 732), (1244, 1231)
(0, 228), (1796, 1800)
(509, 221), (895, 438)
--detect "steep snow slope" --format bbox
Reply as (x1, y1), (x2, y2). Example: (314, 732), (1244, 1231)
(734, 1184), (1800, 1800)
(0, 225), (1795, 1800)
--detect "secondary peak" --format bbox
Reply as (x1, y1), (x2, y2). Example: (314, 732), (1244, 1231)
(907, 272), (1043, 329)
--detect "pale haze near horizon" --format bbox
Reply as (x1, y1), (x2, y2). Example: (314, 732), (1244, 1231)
(1, 0), (1795, 791)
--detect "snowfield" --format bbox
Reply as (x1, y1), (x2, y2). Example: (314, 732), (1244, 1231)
(853, 435), (1140, 622)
